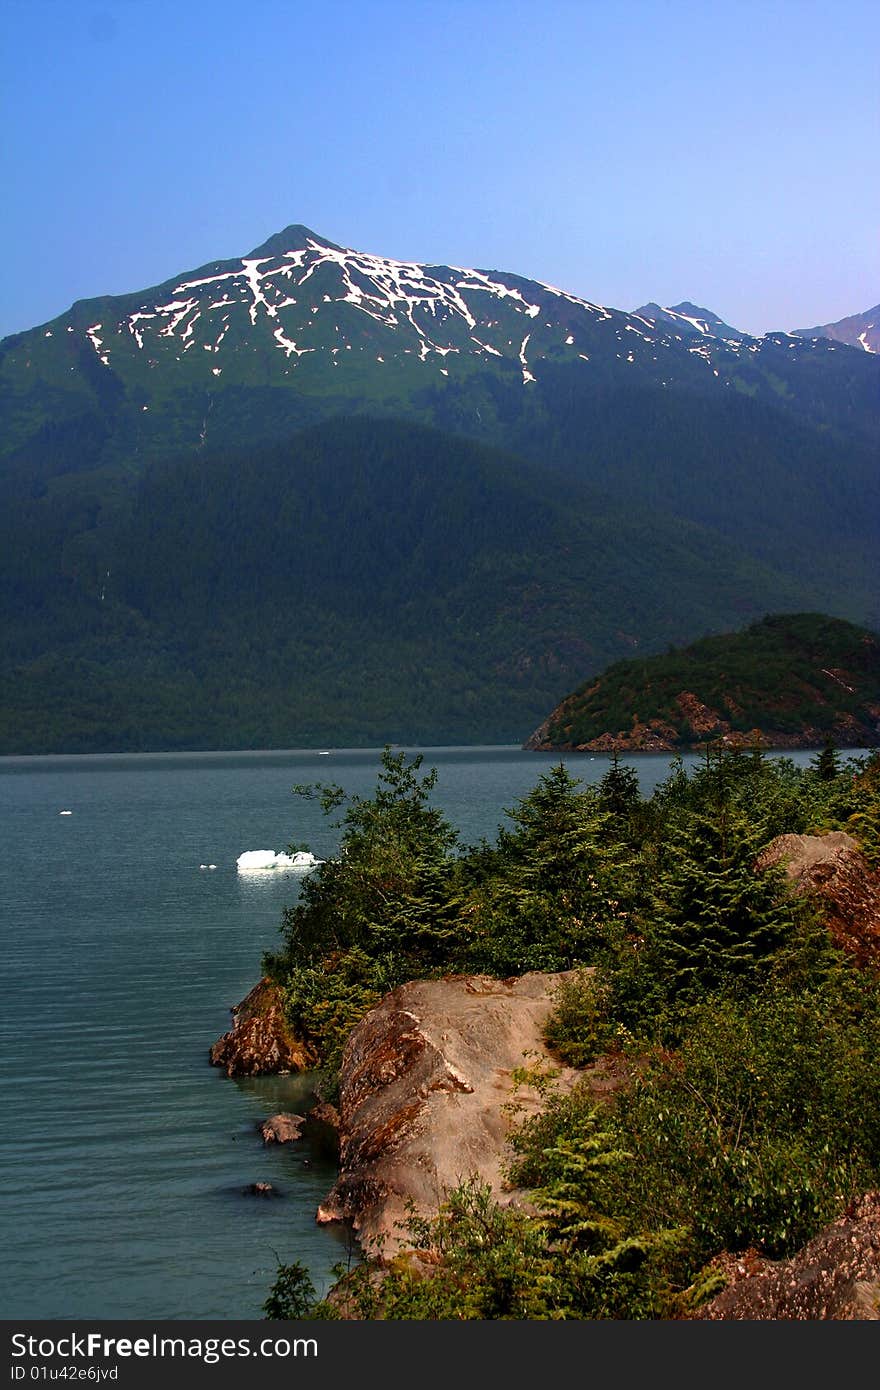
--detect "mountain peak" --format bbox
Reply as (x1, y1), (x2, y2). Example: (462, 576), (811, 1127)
(634, 301), (743, 339)
(245, 224), (342, 259)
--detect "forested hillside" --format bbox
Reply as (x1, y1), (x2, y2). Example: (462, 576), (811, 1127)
(527, 614), (880, 752)
(3, 419), (847, 752)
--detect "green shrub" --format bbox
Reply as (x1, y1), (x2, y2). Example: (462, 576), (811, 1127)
(607, 975), (880, 1261)
(543, 969), (619, 1066)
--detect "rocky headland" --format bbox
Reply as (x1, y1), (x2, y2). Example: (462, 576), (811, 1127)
(213, 833), (880, 1316)
(525, 613), (880, 753)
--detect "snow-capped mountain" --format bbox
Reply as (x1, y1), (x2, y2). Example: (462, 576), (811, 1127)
(1, 224), (878, 754)
(5, 223), (877, 488)
(633, 301), (745, 340)
(3, 225), (861, 410)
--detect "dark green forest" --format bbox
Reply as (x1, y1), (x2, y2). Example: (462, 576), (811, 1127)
(2, 412), (877, 753)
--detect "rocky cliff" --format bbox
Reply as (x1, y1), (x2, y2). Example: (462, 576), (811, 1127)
(315, 971), (583, 1259)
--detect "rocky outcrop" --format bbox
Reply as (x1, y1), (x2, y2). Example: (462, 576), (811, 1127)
(210, 977), (316, 1076)
(696, 1192), (880, 1319)
(571, 720), (681, 753)
(316, 971), (581, 1259)
(261, 1112), (306, 1144)
(757, 831), (880, 966)
(526, 715), (834, 754)
(525, 696), (773, 753)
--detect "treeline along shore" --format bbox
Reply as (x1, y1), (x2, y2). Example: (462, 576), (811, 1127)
(213, 744), (880, 1319)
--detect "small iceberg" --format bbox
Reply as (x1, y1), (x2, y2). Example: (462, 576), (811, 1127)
(59, 810), (73, 815)
(236, 850), (323, 873)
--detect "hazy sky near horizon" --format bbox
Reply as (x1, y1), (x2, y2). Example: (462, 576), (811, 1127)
(2, 0), (877, 340)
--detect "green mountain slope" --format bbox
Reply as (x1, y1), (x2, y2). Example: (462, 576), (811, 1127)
(525, 613), (880, 751)
(0, 421), (855, 754)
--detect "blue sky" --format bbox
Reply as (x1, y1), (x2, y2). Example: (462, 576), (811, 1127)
(2, 0), (877, 339)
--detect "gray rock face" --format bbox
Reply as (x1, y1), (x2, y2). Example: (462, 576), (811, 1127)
(316, 971), (581, 1259)
(261, 1113), (306, 1144)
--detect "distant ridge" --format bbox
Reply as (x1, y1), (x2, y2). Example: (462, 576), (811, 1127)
(525, 614), (880, 753)
(634, 301), (744, 339)
(793, 304), (879, 355)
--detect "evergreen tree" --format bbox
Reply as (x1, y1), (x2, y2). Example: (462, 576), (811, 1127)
(813, 739), (841, 782)
(641, 805), (803, 1011)
(263, 748), (464, 1068)
(504, 763), (610, 898)
(458, 764), (632, 974)
(598, 751), (641, 820)
(272, 746), (461, 972)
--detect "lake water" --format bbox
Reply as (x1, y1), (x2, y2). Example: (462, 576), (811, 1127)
(0, 743), (830, 1319)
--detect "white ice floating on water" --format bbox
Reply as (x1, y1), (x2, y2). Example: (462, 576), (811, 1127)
(59, 810), (73, 815)
(236, 849), (323, 873)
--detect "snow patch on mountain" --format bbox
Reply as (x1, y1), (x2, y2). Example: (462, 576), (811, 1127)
(110, 237), (622, 372)
(519, 333), (536, 384)
(62, 228), (858, 394)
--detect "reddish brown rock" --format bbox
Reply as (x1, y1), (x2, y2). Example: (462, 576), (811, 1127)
(210, 977), (316, 1076)
(316, 971), (581, 1260)
(308, 1100), (341, 1131)
(579, 720), (680, 753)
(525, 712), (680, 753)
(757, 831), (880, 966)
(674, 690), (728, 739)
(261, 1112), (306, 1144)
(696, 1193), (880, 1319)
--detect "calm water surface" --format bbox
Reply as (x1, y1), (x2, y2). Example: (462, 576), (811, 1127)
(0, 743), (826, 1319)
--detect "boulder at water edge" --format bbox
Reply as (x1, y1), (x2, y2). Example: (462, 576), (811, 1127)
(210, 977), (316, 1076)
